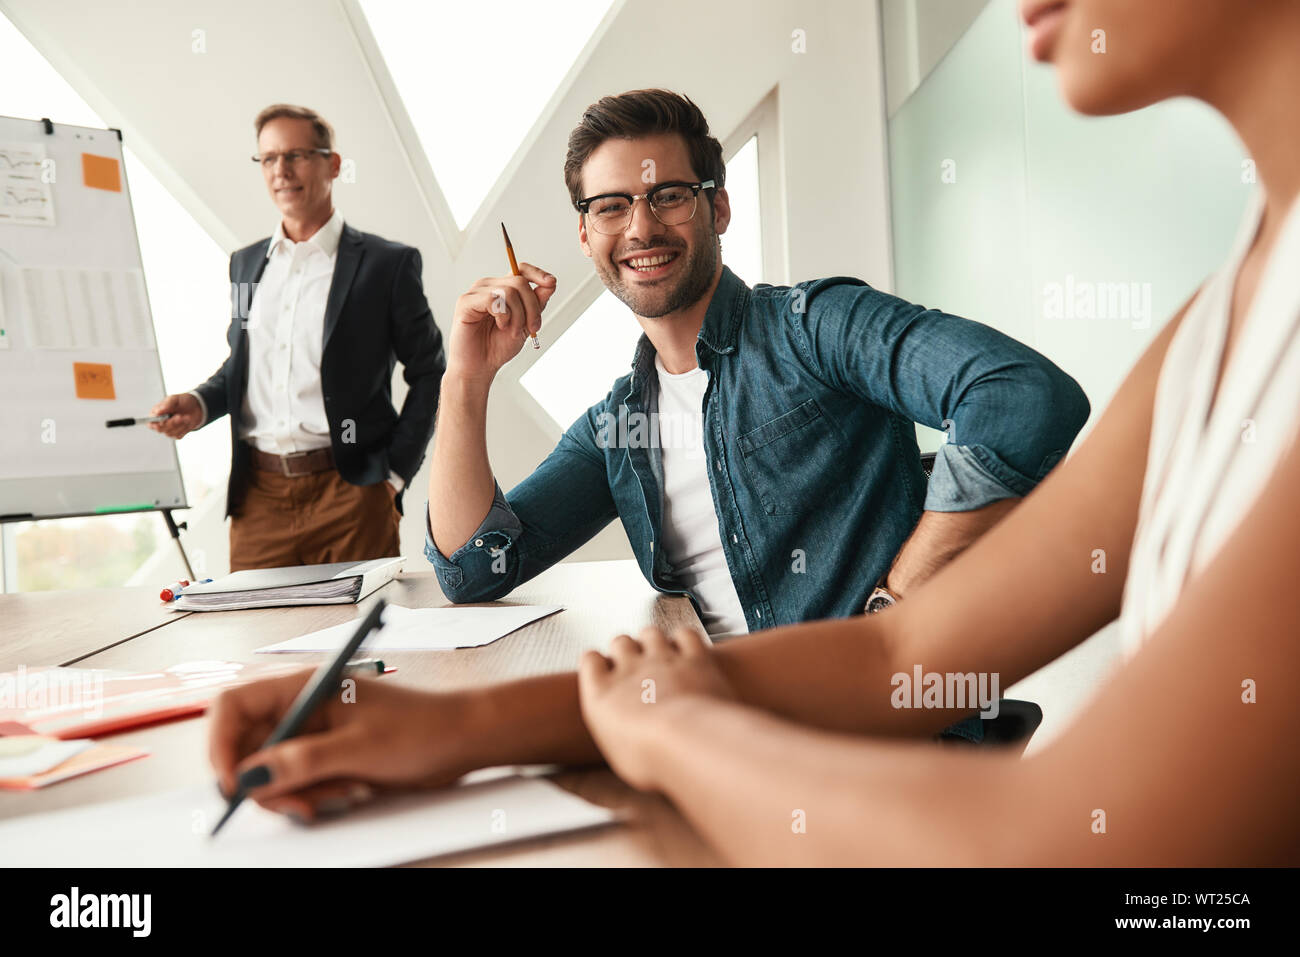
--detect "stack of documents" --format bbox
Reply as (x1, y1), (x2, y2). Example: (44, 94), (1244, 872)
(174, 557), (403, 611)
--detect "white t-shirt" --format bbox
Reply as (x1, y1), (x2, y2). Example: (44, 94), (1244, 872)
(655, 355), (749, 638)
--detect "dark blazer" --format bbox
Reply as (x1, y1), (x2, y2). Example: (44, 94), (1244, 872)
(194, 223), (445, 517)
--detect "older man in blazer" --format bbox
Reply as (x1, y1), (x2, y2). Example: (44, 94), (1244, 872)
(152, 104), (445, 571)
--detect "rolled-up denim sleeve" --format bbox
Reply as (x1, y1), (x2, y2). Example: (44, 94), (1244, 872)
(923, 443), (1047, 511)
(791, 279), (1090, 509)
(424, 402), (619, 603)
(423, 484), (522, 598)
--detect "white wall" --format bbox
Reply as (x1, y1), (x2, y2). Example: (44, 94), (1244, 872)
(2, 0), (893, 581)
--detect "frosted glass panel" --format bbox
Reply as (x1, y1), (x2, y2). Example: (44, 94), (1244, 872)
(888, 0), (1030, 349)
(1021, 71), (1250, 404)
(887, 0), (1250, 439)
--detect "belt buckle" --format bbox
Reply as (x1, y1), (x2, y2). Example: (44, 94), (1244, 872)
(280, 450), (314, 477)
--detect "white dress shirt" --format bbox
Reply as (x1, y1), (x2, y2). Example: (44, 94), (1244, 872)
(239, 208), (341, 457)
(192, 209), (402, 490)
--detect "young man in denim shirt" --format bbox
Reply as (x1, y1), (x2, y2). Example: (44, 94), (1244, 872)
(426, 90), (1088, 743)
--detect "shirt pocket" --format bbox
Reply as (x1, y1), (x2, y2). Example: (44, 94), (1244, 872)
(735, 398), (841, 514)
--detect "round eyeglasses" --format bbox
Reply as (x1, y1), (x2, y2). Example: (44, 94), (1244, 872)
(576, 180), (716, 235)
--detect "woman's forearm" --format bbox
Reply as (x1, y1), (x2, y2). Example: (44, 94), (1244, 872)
(644, 696), (1029, 866)
(710, 615), (981, 739)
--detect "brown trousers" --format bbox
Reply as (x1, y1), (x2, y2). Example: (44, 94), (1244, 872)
(228, 465), (400, 572)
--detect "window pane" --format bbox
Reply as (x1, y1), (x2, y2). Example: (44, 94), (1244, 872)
(359, 0), (616, 229)
(720, 135), (762, 286)
(521, 135), (764, 429)
(519, 290), (643, 430)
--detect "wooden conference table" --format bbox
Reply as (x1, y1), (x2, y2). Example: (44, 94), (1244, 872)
(0, 561), (722, 867)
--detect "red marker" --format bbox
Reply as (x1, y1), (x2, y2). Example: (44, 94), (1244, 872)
(160, 579), (190, 602)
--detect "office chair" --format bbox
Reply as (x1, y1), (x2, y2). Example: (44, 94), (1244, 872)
(919, 450), (1043, 755)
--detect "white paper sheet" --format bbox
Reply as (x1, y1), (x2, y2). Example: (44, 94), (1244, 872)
(0, 773), (616, 867)
(254, 603), (564, 653)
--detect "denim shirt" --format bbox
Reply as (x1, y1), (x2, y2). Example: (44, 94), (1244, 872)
(426, 266), (1088, 633)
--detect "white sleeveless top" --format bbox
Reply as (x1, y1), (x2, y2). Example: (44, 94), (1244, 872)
(1117, 190), (1300, 656)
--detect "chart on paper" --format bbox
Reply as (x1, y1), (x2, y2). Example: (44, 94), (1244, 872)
(18, 265), (152, 349)
(0, 141), (55, 227)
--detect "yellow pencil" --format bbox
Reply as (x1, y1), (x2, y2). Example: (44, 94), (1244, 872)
(502, 222), (540, 349)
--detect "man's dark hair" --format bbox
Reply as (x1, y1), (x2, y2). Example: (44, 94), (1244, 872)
(563, 89), (725, 208)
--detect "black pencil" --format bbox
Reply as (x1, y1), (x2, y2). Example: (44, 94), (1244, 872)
(210, 598), (388, 837)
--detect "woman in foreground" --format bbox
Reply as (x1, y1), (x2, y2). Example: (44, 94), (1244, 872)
(209, 0), (1300, 865)
(573, 0), (1300, 865)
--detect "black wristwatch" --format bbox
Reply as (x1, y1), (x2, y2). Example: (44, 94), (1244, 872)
(865, 582), (899, 614)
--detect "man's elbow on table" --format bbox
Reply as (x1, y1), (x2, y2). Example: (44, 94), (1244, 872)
(425, 538), (518, 605)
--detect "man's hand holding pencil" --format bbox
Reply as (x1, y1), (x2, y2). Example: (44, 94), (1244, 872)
(446, 232), (556, 384)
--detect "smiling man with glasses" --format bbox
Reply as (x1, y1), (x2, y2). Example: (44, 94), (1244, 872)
(149, 104), (445, 571)
(419, 87), (1088, 743)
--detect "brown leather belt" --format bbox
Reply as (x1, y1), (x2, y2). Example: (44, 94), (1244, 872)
(247, 444), (335, 477)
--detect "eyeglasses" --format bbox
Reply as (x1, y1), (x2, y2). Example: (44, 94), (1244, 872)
(251, 148), (332, 169)
(576, 180), (716, 235)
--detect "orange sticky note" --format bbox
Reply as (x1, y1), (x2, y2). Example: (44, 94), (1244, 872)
(73, 362), (115, 399)
(81, 153), (122, 192)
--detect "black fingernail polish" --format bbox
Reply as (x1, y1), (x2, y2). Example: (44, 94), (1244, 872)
(237, 765), (272, 790)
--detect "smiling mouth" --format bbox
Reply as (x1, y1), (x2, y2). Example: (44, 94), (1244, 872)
(619, 250), (681, 276)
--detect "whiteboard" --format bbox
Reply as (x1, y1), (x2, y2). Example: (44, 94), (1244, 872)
(0, 115), (186, 522)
